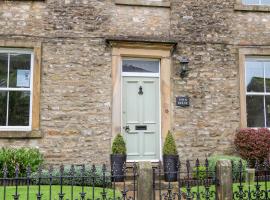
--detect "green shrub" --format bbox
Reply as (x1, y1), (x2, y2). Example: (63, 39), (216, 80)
(0, 147), (44, 177)
(163, 131), (178, 155)
(31, 165), (111, 187)
(192, 166), (207, 180)
(208, 155), (247, 180)
(112, 134), (126, 155)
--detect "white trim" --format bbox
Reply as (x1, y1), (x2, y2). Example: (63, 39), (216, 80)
(122, 72), (160, 77)
(0, 49), (34, 131)
(0, 88), (32, 91)
(121, 57), (162, 161)
(0, 126), (31, 132)
(29, 52), (34, 131)
(158, 61), (162, 161)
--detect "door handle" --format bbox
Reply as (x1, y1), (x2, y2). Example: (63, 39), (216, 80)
(123, 125), (130, 133)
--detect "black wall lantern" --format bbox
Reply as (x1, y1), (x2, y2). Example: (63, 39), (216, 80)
(178, 57), (190, 78)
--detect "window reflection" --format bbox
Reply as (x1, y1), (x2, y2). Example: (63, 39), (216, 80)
(266, 96), (270, 127)
(243, 0), (260, 4)
(122, 60), (159, 73)
(261, 0), (270, 5)
(9, 54), (31, 88)
(246, 61), (264, 92)
(0, 92), (7, 126)
(8, 91), (30, 126)
(246, 95), (264, 127)
(0, 53), (8, 88)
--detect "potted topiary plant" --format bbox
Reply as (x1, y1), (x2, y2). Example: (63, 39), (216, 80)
(163, 131), (179, 182)
(110, 134), (127, 182)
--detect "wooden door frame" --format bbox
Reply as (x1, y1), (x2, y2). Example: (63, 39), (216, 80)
(109, 41), (175, 161)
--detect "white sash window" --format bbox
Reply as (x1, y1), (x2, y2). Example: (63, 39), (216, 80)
(245, 57), (270, 127)
(0, 49), (33, 131)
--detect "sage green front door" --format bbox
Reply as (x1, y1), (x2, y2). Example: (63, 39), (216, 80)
(122, 77), (160, 161)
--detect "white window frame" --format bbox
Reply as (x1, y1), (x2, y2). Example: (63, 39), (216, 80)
(245, 57), (270, 128)
(0, 48), (34, 131)
(242, 0), (270, 5)
(121, 58), (160, 78)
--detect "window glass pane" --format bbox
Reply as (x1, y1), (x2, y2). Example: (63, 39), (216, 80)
(265, 96), (270, 127)
(261, 0), (270, 5)
(246, 61), (264, 92)
(0, 91), (7, 126)
(9, 54), (31, 88)
(265, 62), (270, 92)
(242, 0), (260, 4)
(122, 60), (159, 73)
(246, 95), (265, 127)
(0, 53), (8, 88)
(8, 91), (30, 126)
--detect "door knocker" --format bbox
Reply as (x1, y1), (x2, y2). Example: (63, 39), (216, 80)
(138, 86), (143, 95)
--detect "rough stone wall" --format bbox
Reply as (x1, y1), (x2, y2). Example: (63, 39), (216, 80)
(170, 0), (237, 159)
(0, 0), (269, 163)
(0, 0), (171, 164)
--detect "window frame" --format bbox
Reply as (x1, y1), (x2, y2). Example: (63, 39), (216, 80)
(235, 0), (270, 11)
(0, 40), (41, 138)
(245, 57), (270, 127)
(0, 48), (34, 131)
(242, 0), (270, 5)
(121, 57), (160, 77)
(239, 48), (270, 128)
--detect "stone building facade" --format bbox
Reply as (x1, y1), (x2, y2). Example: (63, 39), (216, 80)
(0, 0), (269, 164)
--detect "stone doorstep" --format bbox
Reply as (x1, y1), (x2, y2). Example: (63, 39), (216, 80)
(114, 181), (137, 191)
(125, 161), (161, 180)
(126, 161), (160, 170)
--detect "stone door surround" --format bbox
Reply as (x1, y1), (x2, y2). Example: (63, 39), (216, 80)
(107, 39), (176, 147)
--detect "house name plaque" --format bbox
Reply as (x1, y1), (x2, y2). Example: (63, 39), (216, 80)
(176, 96), (190, 107)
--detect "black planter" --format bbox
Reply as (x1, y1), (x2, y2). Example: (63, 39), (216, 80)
(110, 154), (127, 182)
(163, 155), (179, 182)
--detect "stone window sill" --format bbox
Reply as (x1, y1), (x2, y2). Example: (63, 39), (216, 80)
(234, 4), (270, 12)
(115, 0), (170, 8)
(0, 130), (42, 139)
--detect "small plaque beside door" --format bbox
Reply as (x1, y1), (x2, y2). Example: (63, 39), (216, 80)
(176, 96), (190, 107)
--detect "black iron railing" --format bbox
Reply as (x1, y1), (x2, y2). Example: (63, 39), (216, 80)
(153, 159), (217, 200)
(0, 163), (138, 200)
(232, 160), (270, 200)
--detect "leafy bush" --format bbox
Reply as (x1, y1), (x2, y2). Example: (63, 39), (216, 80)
(234, 128), (270, 165)
(0, 148), (44, 177)
(31, 165), (111, 187)
(112, 134), (126, 155)
(192, 166), (207, 180)
(163, 131), (178, 155)
(208, 155), (247, 180)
